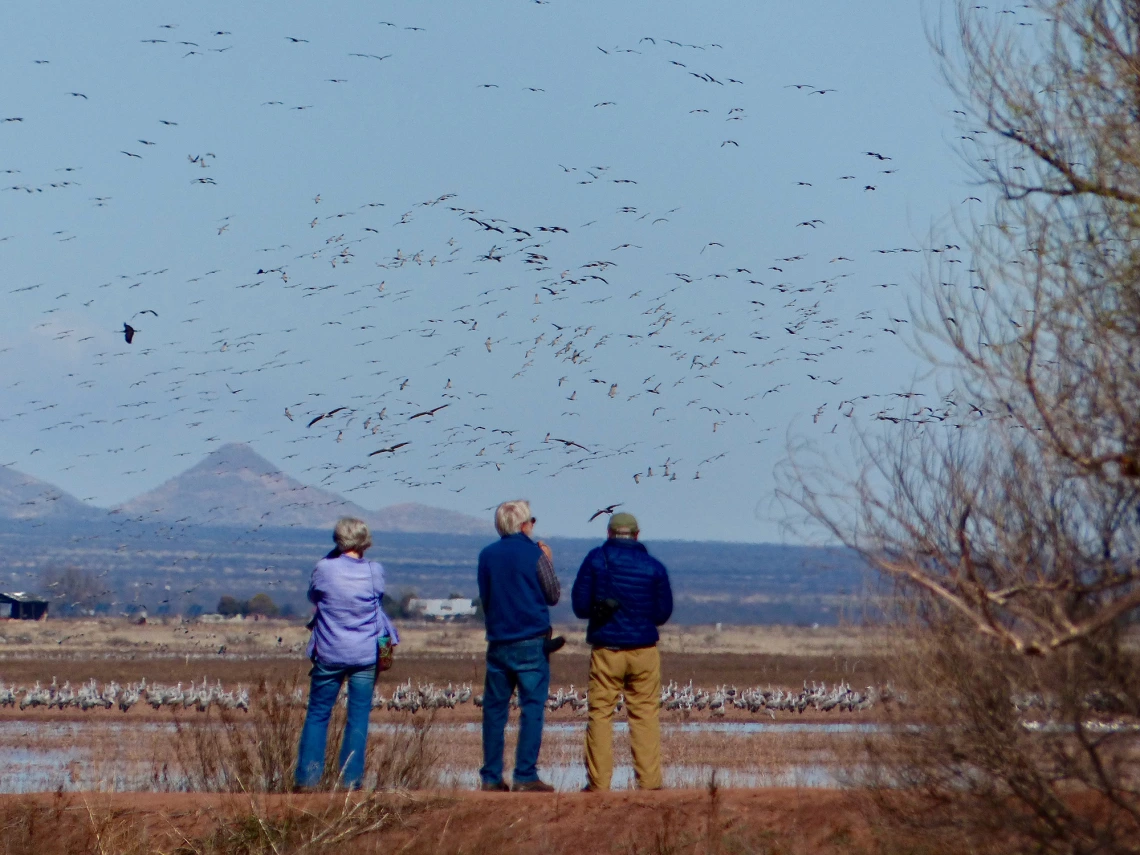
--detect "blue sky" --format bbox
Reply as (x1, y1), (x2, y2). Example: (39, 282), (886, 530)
(0, 1), (1013, 542)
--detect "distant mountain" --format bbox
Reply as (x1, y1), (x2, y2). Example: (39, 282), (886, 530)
(114, 443), (489, 535)
(0, 465), (101, 522)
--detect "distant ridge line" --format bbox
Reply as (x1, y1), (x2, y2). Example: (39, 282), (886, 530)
(3, 443), (490, 536)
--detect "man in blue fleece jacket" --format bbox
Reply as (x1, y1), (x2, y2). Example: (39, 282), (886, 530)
(477, 499), (560, 793)
(572, 512), (672, 791)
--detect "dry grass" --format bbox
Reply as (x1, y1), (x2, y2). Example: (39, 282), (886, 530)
(154, 676), (443, 793)
(0, 791), (413, 855)
(0, 789), (875, 855)
(159, 677), (309, 793)
(0, 618), (881, 658)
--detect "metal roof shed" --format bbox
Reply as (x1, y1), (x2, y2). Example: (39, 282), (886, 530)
(0, 593), (48, 620)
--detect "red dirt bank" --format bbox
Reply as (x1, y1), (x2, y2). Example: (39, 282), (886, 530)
(0, 788), (873, 855)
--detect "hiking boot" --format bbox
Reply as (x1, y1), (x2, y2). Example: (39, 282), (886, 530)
(480, 780), (510, 792)
(511, 779), (555, 793)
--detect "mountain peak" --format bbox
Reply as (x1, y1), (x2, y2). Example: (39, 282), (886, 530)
(0, 465), (100, 522)
(115, 444), (489, 535)
(195, 442), (279, 473)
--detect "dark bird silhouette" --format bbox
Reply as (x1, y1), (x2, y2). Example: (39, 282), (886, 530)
(369, 442), (410, 456)
(307, 407), (348, 428)
(409, 404), (449, 420)
(122, 323), (137, 344)
(588, 503), (622, 522)
(546, 435), (589, 451)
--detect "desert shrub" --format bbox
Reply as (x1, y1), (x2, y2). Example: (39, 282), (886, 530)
(159, 675), (312, 793)
(368, 712), (443, 790)
(157, 676), (442, 794)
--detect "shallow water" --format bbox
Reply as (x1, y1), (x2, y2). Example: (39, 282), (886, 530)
(0, 719), (863, 793)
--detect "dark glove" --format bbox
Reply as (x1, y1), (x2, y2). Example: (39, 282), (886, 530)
(591, 597), (621, 623)
(542, 626), (565, 655)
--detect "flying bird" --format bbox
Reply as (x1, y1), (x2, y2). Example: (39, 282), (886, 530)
(588, 503), (623, 522)
(369, 442), (410, 456)
(409, 404), (449, 420)
(307, 407), (348, 428)
(121, 323), (137, 344)
(546, 434), (589, 451)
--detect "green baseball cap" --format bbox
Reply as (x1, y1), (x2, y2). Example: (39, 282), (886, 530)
(607, 512), (639, 534)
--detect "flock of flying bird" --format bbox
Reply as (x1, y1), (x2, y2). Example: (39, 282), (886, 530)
(0, 4), (1047, 607)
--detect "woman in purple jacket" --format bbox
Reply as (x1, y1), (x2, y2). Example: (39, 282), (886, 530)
(295, 517), (398, 790)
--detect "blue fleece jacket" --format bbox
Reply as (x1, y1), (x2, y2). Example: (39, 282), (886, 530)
(478, 532), (551, 643)
(572, 538), (673, 649)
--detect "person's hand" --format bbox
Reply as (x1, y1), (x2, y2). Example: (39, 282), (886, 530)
(538, 540), (553, 560)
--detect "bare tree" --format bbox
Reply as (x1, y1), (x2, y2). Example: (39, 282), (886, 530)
(786, 2), (1140, 851)
(39, 566), (109, 616)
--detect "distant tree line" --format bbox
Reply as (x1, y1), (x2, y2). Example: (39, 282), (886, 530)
(216, 592), (285, 618)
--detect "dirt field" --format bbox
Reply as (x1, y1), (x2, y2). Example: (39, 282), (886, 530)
(0, 617), (882, 657)
(0, 618), (889, 693)
(0, 788), (878, 855)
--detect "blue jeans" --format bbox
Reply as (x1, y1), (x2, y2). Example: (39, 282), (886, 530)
(480, 636), (550, 785)
(295, 659), (375, 789)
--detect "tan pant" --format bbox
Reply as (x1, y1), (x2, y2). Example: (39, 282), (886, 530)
(585, 645), (662, 790)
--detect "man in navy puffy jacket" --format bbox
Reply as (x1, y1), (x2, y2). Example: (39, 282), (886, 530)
(572, 512), (672, 790)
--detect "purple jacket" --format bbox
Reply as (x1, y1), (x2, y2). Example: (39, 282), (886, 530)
(306, 552), (399, 667)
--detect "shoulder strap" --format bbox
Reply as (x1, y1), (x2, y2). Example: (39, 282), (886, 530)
(596, 546), (614, 599)
(368, 561), (382, 617)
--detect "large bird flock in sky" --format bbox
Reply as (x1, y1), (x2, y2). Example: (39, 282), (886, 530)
(0, 2), (1043, 542)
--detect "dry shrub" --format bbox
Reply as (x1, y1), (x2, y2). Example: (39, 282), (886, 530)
(158, 676), (314, 793)
(855, 622), (1140, 855)
(183, 793), (402, 855)
(368, 712), (443, 790)
(0, 792), (406, 855)
(157, 676), (442, 793)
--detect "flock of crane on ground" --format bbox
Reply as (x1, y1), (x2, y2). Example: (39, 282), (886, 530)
(0, 676), (886, 717)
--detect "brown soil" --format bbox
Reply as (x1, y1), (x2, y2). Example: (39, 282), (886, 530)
(0, 788), (876, 855)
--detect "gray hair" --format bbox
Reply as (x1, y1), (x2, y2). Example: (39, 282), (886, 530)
(494, 500), (531, 537)
(333, 517), (372, 553)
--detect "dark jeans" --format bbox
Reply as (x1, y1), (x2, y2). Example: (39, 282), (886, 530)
(295, 659), (375, 789)
(480, 636), (550, 785)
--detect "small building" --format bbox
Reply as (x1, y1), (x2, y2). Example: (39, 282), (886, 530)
(0, 593), (48, 620)
(407, 598), (477, 621)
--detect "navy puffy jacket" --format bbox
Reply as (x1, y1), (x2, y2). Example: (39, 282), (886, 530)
(571, 538), (672, 648)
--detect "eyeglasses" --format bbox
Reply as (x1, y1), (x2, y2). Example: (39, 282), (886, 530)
(529, 517), (537, 525)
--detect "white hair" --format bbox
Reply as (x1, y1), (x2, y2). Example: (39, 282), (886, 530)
(494, 500), (531, 536)
(333, 517), (372, 553)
